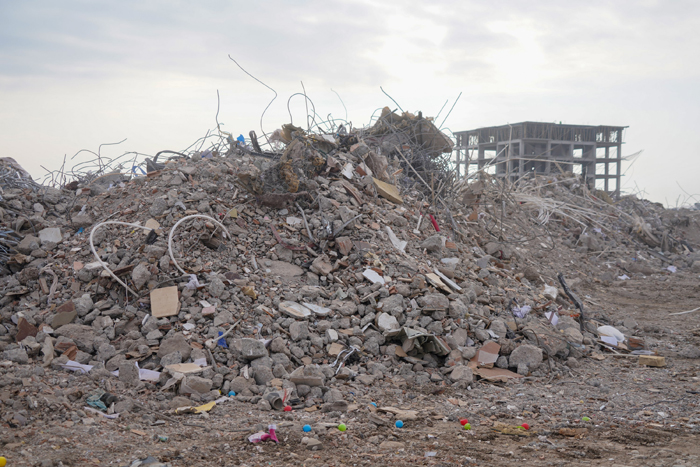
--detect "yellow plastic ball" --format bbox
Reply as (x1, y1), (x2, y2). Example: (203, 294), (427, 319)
(0, 456), (7, 467)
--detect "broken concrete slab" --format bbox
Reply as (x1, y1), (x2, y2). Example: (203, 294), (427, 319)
(289, 365), (325, 387)
(376, 312), (399, 332)
(157, 333), (192, 361)
(279, 301), (312, 319)
(51, 310), (77, 329)
(232, 338), (268, 360)
(267, 260), (304, 277)
(301, 302), (332, 317)
(38, 227), (62, 245)
(362, 269), (385, 285)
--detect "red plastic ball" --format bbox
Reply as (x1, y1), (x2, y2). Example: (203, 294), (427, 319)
(284, 406), (292, 412)
(521, 423), (530, 430)
(460, 419), (469, 426)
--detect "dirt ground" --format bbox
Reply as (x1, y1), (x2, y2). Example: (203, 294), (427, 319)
(2, 268), (699, 467)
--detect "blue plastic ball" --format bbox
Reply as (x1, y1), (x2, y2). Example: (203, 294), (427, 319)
(303, 424), (311, 432)
(395, 420), (404, 428)
(228, 391), (236, 397)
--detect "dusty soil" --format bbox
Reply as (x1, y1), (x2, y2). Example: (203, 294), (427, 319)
(2, 270), (699, 467)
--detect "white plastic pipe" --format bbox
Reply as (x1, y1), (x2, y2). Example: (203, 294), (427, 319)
(167, 214), (231, 276)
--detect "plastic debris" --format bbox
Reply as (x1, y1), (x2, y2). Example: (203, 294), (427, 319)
(597, 325), (625, 343)
(175, 401), (216, 415)
(248, 424), (279, 443)
(429, 214), (440, 232)
(512, 305), (532, 319)
(185, 274), (200, 289)
(217, 331), (228, 348)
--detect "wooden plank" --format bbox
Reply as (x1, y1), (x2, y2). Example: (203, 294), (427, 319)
(372, 178), (402, 204)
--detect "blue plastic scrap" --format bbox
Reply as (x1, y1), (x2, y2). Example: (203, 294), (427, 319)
(217, 331), (228, 348)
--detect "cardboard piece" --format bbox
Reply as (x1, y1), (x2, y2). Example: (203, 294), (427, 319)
(145, 218), (160, 231)
(165, 363), (206, 374)
(473, 341), (500, 367)
(467, 362), (523, 382)
(328, 342), (345, 356)
(425, 273), (452, 294)
(150, 286), (181, 317)
(467, 341), (522, 382)
(373, 177), (403, 204)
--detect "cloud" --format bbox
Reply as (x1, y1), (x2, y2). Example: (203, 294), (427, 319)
(0, 1), (396, 88)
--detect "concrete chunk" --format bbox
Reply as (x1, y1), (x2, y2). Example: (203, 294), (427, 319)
(38, 227), (62, 245)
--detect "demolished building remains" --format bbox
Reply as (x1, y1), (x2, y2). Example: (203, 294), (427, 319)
(1, 105), (700, 466)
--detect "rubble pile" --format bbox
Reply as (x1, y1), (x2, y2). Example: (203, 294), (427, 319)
(1, 109), (700, 461)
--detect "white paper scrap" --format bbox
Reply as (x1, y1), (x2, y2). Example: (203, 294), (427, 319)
(385, 226), (407, 252)
(544, 311), (559, 326)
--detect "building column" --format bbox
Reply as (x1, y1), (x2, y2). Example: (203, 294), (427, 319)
(604, 146), (609, 192)
(616, 142), (622, 198)
(518, 140), (525, 179)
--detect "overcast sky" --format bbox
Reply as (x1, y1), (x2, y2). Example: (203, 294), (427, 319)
(1, 1), (699, 206)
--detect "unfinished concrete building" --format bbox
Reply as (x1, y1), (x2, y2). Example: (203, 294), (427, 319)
(453, 122), (626, 197)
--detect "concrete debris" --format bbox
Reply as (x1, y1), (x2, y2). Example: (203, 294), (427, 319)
(0, 104), (699, 466)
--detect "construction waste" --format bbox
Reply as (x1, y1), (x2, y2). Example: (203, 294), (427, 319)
(1, 108), (699, 464)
